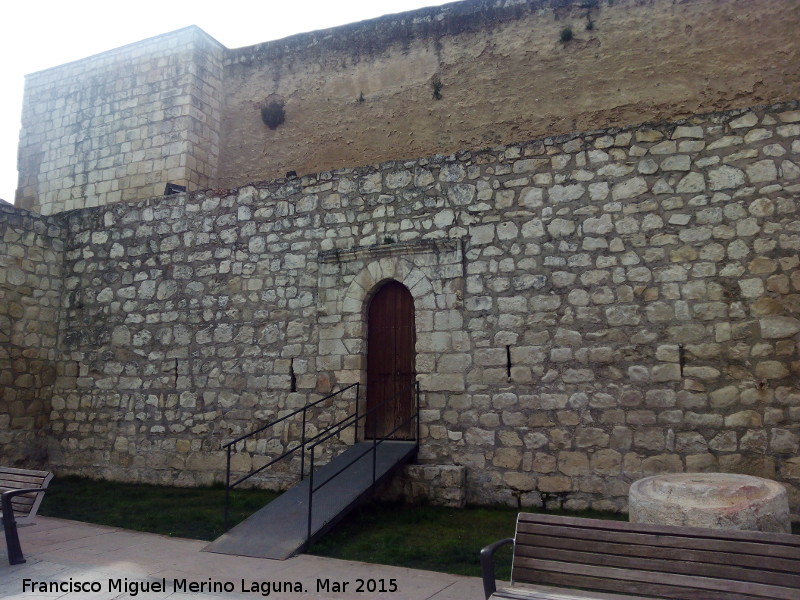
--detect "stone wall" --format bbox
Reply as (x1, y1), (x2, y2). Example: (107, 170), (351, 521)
(15, 0), (800, 215)
(30, 99), (800, 511)
(16, 27), (223, 215)
(0, 205), (64, 465)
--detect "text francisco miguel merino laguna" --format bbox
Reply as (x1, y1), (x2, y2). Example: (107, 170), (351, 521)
(22, 576), (400, 596)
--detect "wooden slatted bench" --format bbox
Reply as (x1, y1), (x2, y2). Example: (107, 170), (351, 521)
(480, 512), (800, 600)
(1, 466), (53, 565)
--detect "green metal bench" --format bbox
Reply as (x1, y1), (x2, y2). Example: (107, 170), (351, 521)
(481, 512), (800, 600)
(1, 466), (53, 565)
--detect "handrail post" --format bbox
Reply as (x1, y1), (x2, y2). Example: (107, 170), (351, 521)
(416, 380), (420, 444)
(372, 435), (377, 484)
(372, 393), (377, 484)
(354, 382), (359, 444)
(224, 445), (232, 532)
(307, 449), (315, 545)
(301, 405), (307, 481)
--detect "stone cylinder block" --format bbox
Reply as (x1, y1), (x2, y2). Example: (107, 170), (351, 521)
(629, 472), (790, 533)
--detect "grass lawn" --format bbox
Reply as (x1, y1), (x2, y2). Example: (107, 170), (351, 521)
(309, 501), (520, 577)
(39, 475), (279, 541)
(39, 476), (628, 578)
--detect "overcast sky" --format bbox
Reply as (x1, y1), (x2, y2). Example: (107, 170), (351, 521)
(0, 0), (453, 205)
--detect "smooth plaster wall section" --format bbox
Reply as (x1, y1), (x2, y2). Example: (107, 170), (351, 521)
(0, 205), (64, 465)
(16, 27), (224, 215)
(44, 100), (800, 510)
(216, 0), (800, 190)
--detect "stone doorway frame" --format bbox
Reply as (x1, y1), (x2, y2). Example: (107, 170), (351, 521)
(316, 241), (463, 445)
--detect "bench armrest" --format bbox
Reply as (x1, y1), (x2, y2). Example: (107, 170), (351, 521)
(480, 537), (514, 599)
(1, 488), (48, 518)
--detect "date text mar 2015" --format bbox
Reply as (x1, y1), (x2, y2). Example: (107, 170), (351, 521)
(317, 578), (399, 593)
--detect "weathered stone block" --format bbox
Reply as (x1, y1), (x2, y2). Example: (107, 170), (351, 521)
(760, 316), (800, 339)
(494, 448), (522, 469)
(709, 165), (745, 190)
(611, 177), (648, 200)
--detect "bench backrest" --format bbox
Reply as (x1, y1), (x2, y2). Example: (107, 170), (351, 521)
(0, 467), (53, 524)
(512, 512), (800, 600)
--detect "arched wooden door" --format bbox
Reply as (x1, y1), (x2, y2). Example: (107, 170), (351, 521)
(366, 281), (416, 440)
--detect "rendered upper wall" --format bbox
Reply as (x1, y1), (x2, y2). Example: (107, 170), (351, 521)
(217, 0), (800, 189)
(16, 27), (224, 215)
(14, 0), (800, 214)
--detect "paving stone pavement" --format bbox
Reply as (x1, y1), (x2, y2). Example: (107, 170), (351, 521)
(0, 517), (484, 600)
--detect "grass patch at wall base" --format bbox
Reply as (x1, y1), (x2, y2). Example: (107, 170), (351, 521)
(40, 475), (278, 541)
(309, 502), (520, 578)
(39, 476), (640, 578)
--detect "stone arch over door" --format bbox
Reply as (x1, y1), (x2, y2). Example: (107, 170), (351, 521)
(341, 258), (436, 318)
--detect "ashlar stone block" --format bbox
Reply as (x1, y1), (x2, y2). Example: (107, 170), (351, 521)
(611, 177), (648, 200)
(760, 316), (800, 339)
(558, 452), (590, 476)
(709, 165), (745, 190)
(746, 160), (778, 183)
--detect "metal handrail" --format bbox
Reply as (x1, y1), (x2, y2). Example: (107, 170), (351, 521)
(223, 382), (359, 531)
(223, 382), (359, 449)
(306, 380), (420, 544)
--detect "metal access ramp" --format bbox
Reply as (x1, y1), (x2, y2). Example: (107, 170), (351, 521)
(204, 440), (417, 559)
(203, 382), (421, 560)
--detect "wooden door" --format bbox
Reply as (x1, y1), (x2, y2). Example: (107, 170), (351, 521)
(366, 281), (416, 440)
